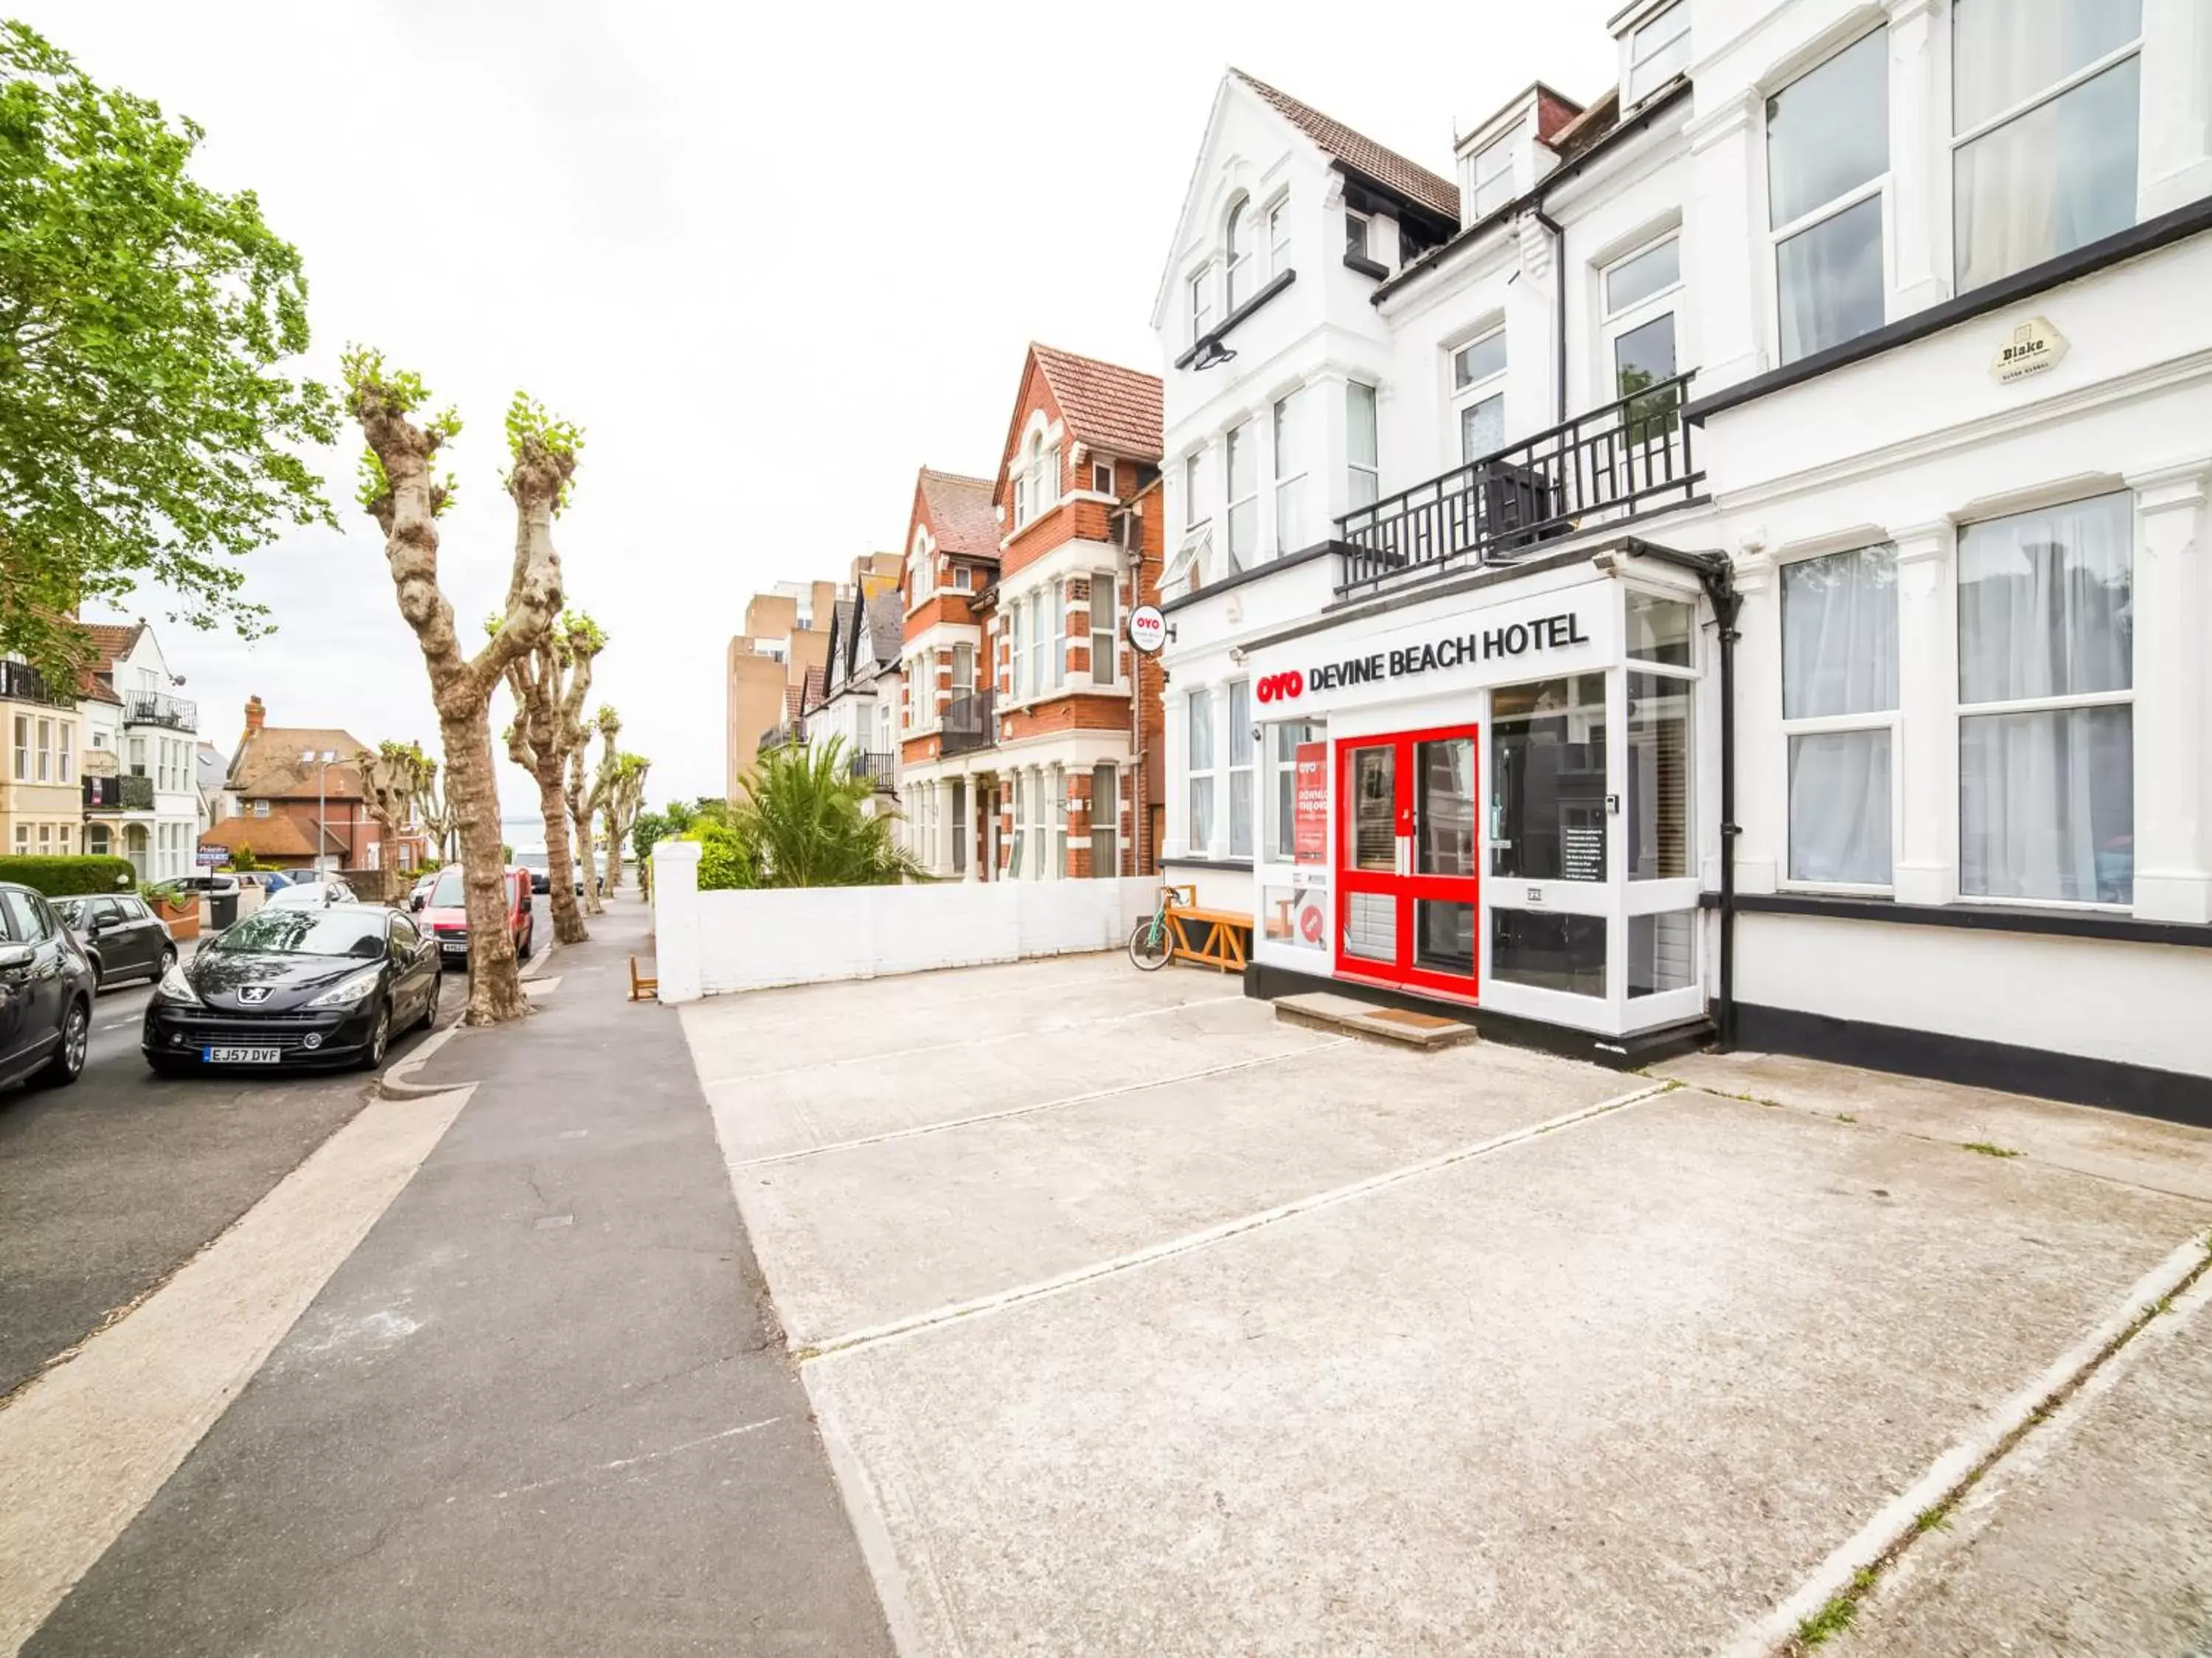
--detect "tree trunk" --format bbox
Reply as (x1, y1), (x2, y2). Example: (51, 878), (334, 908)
(442, 710), (528, 1023)
(605, 825), (625, 895)
(538, 771), (586, 943)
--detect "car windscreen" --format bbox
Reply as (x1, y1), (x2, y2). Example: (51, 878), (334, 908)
(430, 869), (466, 907)
(52, 898), (90, 926)
(212, 908), (386, 958)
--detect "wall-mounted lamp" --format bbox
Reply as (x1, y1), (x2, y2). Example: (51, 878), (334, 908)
(1190, 336), (1238, 372)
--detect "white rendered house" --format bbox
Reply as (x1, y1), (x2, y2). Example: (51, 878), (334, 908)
(80, 621), (202, 882)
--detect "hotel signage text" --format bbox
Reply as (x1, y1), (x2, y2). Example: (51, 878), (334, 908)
(1255, 611), (1593, 705)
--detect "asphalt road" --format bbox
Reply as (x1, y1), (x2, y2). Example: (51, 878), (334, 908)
(0, 962), (458, 1399)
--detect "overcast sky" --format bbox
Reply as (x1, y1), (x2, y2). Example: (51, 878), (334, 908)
(21, 1), (1618, 819)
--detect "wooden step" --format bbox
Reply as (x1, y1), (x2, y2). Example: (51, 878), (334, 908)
(1272, 991), (1477, 1050)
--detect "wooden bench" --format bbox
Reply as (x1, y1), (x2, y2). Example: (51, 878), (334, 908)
(628, 956), (658, 1002)
(1164, 887), (1253, 974)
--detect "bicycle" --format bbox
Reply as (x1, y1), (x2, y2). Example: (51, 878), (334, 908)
(1127, 885), (1178, 971)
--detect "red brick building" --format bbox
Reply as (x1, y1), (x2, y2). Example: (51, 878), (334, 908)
(199, 696), (425, 873)
(894, 344), (1166, 881)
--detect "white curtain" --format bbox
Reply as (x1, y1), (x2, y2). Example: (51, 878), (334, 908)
(1958, 493), (2132, 704)
(1778, 195), (1885, 363)
(1790, 730), (1892, 883)
(1783, 545), (1899, 718)
(1961, 707), (2132, 902)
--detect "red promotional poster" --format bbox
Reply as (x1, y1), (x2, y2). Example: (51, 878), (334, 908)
(1293, 743), (1328, 866)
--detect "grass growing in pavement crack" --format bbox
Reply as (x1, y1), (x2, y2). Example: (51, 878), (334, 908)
(1796, 1570), (1877, 1646)
(1836, 1112), (1858, 1123)
(1963, 1141), (2023, 1158)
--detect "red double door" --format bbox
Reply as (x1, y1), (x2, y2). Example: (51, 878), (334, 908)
(1335, 724), (1483, 1000)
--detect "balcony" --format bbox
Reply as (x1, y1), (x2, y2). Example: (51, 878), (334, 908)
(940, 690), (997, 756)
(1334, 372), (1704, 600)
(124, 690), (198, 731)
(846, 749), (897, 790)
(85, 773), (156, 813)
(758, 721), (803, 755)
(0, 660), (63, 705)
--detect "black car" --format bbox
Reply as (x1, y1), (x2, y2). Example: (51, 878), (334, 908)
(143, 901), (441, 1076)
(52, 893), (177, 990)
(0, 882), (98, 1092)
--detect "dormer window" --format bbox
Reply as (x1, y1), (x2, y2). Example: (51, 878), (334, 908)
(1624, 2), (1690, 106)
(1467, 126), (1520, 218)
(1225, 197), (1254, 311)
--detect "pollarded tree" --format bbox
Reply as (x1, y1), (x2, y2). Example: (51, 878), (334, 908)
(358, 739), (434, 872)
(344, 349), (581, 1024)
(415, 753), (455, 863)
(499, 611), (605, 944)
(579, 704), (622, 913)
(605, 752), (651, 895)
(0, 24), (337, 694)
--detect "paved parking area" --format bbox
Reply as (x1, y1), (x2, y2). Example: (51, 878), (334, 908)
(682, 957), (2212, 1657)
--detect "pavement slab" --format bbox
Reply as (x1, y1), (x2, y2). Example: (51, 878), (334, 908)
(1834, 1262), (2212, 1658)
(800, 1088), (2211, 1658)
(727, 1030), (1633, 1346)
(24, 903), (894, 1658)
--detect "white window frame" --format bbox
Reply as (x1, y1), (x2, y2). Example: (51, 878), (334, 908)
(1028, 766), (1050, 881)
(1954, 492), (2136, 912)
(1189, 262), (1215, 344)
(1344, 208), (1370, 261)
(1265, 194), (1290, 277)
(1466, 127), (1519, 219)
(1183, 449), (1208, 530)
(1449, 326), (1509, 465)
(1051, 763), (1069, 878)
(35, 718), (51, 783)
(1777, 546), (1901, 895)
(1091, 459), (1114, 496)
(1091, 763), (1119, 878)
(57, 720), (72, 785)
(952, 641), (974, 699)
(1227, 679), (1254, 859)
(1091, 573), (1117, 687)
(1273, 387), (1311, 556)
(1346, 381), (1380, 509)
(1624, 1), (1691, 107)
(1767, 30), (1892, 367)
(908, 527), (933, 606)
(1224, 420), (1257, 575)
(1599, 231), (1684, 412)
(1186, 689), (1217, 853)
(1224, 195), (1254, 313)
(1051, 579), (1068, 689)
(1028, 590), (1047, 696)
(1947, 4), (2143, 294)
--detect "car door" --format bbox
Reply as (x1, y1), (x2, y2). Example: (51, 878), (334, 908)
(89, 897), (139, 979)
(119, 896), (167, 977)
(0, 894), (30, 1075)
(387, 912), (430, 1021)
(0, 889), (65, 1069)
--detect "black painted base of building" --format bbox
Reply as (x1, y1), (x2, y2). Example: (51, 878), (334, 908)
(1239, 967), (2212, 1131)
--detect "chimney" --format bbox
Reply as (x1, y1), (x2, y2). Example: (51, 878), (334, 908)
(243, 695), (266, 735)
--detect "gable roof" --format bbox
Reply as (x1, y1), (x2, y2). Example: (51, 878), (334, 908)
(826, 596), (858, 685)
(198, 812), (318, 859)
(864, 592), (903, 668)
(227, 726), (371, 801)
(917, 468), (1000, 558)
(1231, 69), (1459, 223)
(1031, 345), (1164, 462)
(80, 622), (144, 668)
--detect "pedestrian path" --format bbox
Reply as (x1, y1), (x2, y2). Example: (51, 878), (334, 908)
(21, 899), (894, 1658)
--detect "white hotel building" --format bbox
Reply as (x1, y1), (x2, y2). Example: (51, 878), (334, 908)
(1150, 0), (2212, 1119)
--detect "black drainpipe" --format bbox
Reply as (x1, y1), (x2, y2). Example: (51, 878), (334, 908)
(1531, 207), (1568, 426)
(1620, 544), (1742, 1051)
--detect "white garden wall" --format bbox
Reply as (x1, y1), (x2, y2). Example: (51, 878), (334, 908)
(650, 840), (1159, 1000)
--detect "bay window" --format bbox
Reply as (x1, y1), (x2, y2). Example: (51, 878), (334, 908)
(1029, 767), (1050, 880)
(1007, 610), (1025, 702)
(1273, 386), (1312, 554)
(35, 718), (51, 782)
(1187, 689), (1217, 850)
(1092, 765), (1119, 877)
(1228, 679), (1253, 858)
(1346, 382), (1380, 510)
(1028, 590), (1047, 693)
(1091, 575), (1117, 685)
(1451, 328), (1508, 463)
(1768, 29), (1888, 364)
(12, 715), (26, 780)
(1781, 545), (1899, 886)
(1225, 421), (1257, 573)
(1008, 773), (1025, 878)
(1052, 765), (1069, 878)
(1952, 0), (2141, 293)
(1957, 492), (2133, 904)
(1051, 580), (1067, 689)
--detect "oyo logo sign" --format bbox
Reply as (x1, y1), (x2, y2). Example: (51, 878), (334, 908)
(1255, 670), (1305, 704)
(1126, 604), (1168, 654)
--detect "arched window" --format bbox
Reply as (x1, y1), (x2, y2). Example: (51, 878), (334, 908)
(1225, 196), (1253, 311)
(909, 527), (932, 604)
(1016, 428), (1060, 527)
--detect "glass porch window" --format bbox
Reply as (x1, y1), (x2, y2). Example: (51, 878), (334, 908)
(1489, 675), (1607, 881)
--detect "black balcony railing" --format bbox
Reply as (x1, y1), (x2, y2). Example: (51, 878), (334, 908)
(85, 773), (156, 811)
(1335, 371), (1703, 600)
(940, 690), (996, 755)
(124, 690), (198, 730)
(0, 660), (63, 705)
(846, 749), (897, 788)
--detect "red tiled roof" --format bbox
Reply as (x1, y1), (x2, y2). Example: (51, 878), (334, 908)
(228, 725), (371, 801)
(782, 684), (804, 724)
(199, 814), (317, 859)
(1031, 345), (1163, 462)
(919, 469), (1000, 557)
(79, 622), (143, 669)
(1232, 69), (1460, 223)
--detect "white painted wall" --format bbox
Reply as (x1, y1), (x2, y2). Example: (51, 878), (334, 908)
(650, 838), (1157, 1000)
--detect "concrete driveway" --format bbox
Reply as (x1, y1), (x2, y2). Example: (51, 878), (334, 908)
(681, 957), (2212, 1657)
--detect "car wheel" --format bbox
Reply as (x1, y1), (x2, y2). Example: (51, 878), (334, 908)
(358, 1000), (392, 1071)
(32, 999), (90, 1088)
(517, 922), (534, 962)
(155, 943), (177, 982)
(84, 950), (105, 990)
(416, 970), (439, 1033)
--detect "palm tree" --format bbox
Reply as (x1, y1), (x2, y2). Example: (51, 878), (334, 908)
(712, 736), (920, 889)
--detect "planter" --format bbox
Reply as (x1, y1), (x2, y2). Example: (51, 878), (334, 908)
(153, 894), (201, 941)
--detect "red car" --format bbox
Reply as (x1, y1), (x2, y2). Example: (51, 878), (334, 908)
(414, 866), (535, 968)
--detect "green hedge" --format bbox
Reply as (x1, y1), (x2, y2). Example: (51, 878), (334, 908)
(0, 855), (140, 897)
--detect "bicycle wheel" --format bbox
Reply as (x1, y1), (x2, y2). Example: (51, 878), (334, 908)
(1127, 915), (1172, 971)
